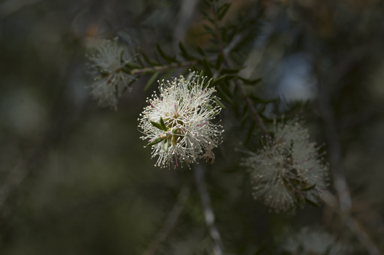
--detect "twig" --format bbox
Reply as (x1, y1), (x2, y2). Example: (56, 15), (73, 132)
(321, 192), (381, 255)
(317, 85), (352, 211)
(0, 0), (41, 18)
(144, 185), (191, 255)
(194, 164), (224, 255)
(315, 52), (380, 254)
(123, 56), (217, 76)
(210, 1), (269, 136)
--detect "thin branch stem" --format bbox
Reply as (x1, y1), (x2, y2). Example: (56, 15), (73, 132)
(210, 1), (269, 136)
(194, 165), (224, 255)
(123, 56), (216, 76)
(317, 86), (352, 212)
(314, 51), (380, 254)
(144, 185), (191, 255)
(234, 80), (269, 135)
(321, 192), (380, 255)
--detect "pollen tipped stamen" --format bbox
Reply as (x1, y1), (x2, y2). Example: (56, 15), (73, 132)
(138, 72), (223, 169)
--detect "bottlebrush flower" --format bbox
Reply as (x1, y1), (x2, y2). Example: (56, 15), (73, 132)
(241, 120), (328, 213)
(138, 72), (224, 169)
(282, 227), (345, 255)
(87, 39), (134, 110)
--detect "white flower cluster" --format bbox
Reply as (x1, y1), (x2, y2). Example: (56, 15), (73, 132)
(242, 120), (328, 213)
(282, 227), (345, 255)
(87, 39), (134, 110)
(138, 72), (224, 169)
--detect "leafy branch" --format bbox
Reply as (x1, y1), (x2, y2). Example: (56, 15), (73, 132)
(206, 0), (270, 137)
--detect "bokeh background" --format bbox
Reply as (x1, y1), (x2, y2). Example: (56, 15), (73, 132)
(1, 0), (384, 254)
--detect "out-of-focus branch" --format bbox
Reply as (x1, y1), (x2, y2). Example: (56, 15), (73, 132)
(127, 58), (211, 75)
(321, 192), (380, 255)
(317, 85), (352, 211)
(194, 165), (224, 255)
(315, 47), (380, 254)
(144, 185), (191, 255)
(0, 0), (41, 18)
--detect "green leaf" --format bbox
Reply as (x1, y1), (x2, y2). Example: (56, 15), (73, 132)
(301, 183), (316, 191)
(179, 42), (195, 60)
(139, 48), (159, 66)
(215, 53), (224, 69)
(214, 97), (226, 109)
(217, 80), (232, 97)
(211, 75), (226, 87)
(202, 0), (211, 7)
(196, 46), (207, 57)
(202, 58), (213, 78)
(154, 51), (162, 64)
(218, 3), (231, 20)
(159, 117), (167, 131)
(221, 67), (244, 74)
(145, 137), (164, 147)
(171, 128), (178, 135)
(216, 86), (232, 104)
(144, 72), (160, 92)
(199, 9), (214, 23)
(124, 62), (142, 69)
(202, 24), (216, 35)
(150, 121), (165, 131)
(191, 64), (199, 72)
(161, 69), (173, 81)
(164, 138), (169, 152)
(239, 77), (262, 85)
(198, 70), (204, 84)
(305, 198), (321, 207)
(135, 51), (145, 67)
(156, 44), (177, 63)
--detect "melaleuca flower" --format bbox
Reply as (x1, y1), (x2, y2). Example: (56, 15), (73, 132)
(138, 72), (224, 169)
(87, 39), (134, 110)
(282, 227), (345, 255)
(241, 120), (328, 213)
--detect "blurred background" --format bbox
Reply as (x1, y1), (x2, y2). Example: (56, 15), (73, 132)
(1, 0), (384, 254)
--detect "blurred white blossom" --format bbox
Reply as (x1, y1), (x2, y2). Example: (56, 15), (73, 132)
(242, 120), (328, 212)
(282, 227), (345, 255)
(87, 39), (134, 110)
(138, 72), (224, 168)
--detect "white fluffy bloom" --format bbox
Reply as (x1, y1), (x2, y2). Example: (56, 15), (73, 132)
(282, 227), (345, 255)
(87, 39), (134, 110)
(138, 72), (224, 168)
(242, 120), (328, 212)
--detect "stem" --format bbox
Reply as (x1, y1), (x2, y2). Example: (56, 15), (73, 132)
(194, 165), (224, 255)
(322, 192), (380, 255)
(144, 185), (191, 255)
(314, 49), (380, 254)
(211, 1), (269, 137)
(124, 57), (216, 76)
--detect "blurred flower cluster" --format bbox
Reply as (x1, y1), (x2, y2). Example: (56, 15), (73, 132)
(87, 39), (134, 110)
(242, 120), (329, 212)
(281, 227), (345, 255)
